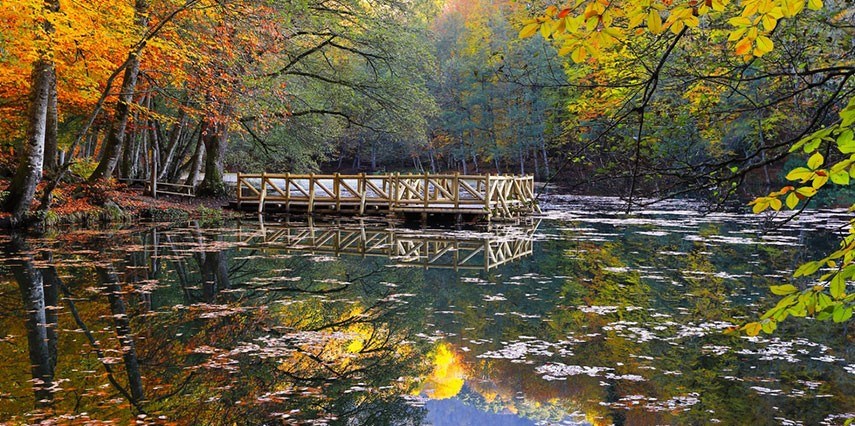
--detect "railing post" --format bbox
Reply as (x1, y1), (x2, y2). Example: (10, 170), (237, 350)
(423, 171), (430, 210)
(237, 173), (243, 208)
(285, 172), (291, 212)
(391, 172), (398, 211)
(308, 173), (315, 214)
(359, 172), (367, 215)
(258, 172), (266, 214)
(453, 172), (460, 210)
(334, 172), (341, 212)
(485, 173), (491, 220)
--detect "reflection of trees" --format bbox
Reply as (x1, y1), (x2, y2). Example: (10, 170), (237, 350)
(6, 235), (57, 414)
(0, 225), (436, 424)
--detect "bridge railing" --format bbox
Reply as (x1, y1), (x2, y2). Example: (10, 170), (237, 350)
(236, 172), (539, 218)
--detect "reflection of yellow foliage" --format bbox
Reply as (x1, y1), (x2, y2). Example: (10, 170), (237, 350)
(421, 342), (466, 399)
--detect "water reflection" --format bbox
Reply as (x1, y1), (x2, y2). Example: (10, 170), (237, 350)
(239, 218), (539, 271)
(0, 200), (852, 425)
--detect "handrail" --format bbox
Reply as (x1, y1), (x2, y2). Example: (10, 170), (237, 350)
(236, 172), (538, 219)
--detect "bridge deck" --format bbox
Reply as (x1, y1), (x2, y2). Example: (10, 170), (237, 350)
(235, 173), (540, 220)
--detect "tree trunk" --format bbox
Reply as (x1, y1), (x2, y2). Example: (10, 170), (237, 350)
(371, 141), (377, 172)
(43, 71), (58, 173)
(196, 118), (228, 197)
(88, 0), (149, 181)
(2, 60), (54, 224)
(184, 127), (205, 187)
(157, 107), (186, 180)
(541, 138), (549, 178)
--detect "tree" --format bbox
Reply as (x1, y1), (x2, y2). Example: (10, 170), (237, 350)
(519, 0), (854, 329)
(1, 0), (60, 226)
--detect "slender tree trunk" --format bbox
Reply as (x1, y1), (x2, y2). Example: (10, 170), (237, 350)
(43, 72), (58, 173)
(185, 127), (205, 187)
(196, 117), (228, 197)
(2, 61), (54, 224)
(532, 147), (538, 179)
(88, 0), (149, 181)
(541, 139), (549, 178)
(371, 141), (377, 172)
(168, 120), (199, 182)
(157, 107), (186, 180)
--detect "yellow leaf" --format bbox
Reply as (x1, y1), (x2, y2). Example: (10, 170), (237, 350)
(807, 0), (822, 10)
(541, 20), (553, 38)
(743, 322), (762, 336)
(755, 35), (774, 55)
(585, 16), (598, 31)
(761, 15), (777, 31)
(728, 28), (747, 41)
(728, 16), (752, 27)
(647, 9), (662, 34)
(519, 23), (539, 38)
(571, 46), (587, 63)
(670, 20), (684, 34)
(808, 152), (824, 169)
(769, 197), (782, 211)
(786, 192), (799, 209)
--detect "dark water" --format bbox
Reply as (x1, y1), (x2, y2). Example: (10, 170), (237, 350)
(1, 196), (853, 425)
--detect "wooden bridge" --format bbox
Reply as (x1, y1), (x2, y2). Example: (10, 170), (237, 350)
(235, 173), (540, 220)
(237, 221), (539, 271)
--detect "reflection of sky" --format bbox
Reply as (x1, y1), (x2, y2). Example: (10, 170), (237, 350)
(425, 397), (536, 426)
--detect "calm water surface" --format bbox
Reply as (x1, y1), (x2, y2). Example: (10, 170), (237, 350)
(1, 195), (853, 425)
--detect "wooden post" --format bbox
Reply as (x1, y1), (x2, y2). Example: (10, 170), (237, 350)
(284, 172), (290, 212)
(484, 173), (491, 220)
(334, 172), (341, 212)
(258, 172), (266, 214)
(308, 173), (315, 214)
(237, 173), (242, 208)
(390, 172), (398, 211)
(423, 171), (429, 211)
(453, 172), (460, 210)
(359, 173), (367, 215)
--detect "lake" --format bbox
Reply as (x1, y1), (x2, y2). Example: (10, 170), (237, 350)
(1, 195), (853, 425)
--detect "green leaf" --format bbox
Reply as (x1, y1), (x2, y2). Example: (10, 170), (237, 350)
(832, 305), (852, 323)
(808, 152), (824, 169)
(770, 284), (798, 295)
(760, 320), (777, 333)
(837, 129), (855, 153)
(830, 273), (846, 299)
(794, 261), (820, 277)
(804, 137), (822, 153)
(830, 170), (850, 185)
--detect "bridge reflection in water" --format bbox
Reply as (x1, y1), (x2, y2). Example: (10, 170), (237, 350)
(237, 219), (540, 271)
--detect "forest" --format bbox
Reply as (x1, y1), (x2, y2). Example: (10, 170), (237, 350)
(0, 0), (854, 424)
(0, 0), (852, 219)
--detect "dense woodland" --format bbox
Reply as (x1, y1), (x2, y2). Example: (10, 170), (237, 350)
(0, 0), (853, 222)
